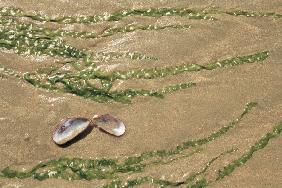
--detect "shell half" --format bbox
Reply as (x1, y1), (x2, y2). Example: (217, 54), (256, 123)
(94, 114), (126, 137)
(53, 117), (90, 145)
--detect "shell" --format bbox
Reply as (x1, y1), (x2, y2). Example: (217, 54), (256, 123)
(53, 117), (90, 145)
(93, 114), (126, 136)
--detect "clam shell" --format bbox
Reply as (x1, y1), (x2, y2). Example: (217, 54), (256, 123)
(94, 114), (125, 136)
(53, 117), (90, 145)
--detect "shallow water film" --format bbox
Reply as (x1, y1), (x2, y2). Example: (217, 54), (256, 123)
(0, 1), (282, 188)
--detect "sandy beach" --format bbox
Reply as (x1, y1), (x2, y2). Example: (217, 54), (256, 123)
(0, 1), (281, 187)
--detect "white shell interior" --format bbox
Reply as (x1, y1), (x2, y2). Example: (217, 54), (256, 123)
(111, 121), (126, 136)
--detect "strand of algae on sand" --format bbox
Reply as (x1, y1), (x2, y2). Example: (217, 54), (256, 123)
(104, 149), (236, 188)
(0, 7), (214, 24)
(1, 7), (281, 25)
(106, 120), (282, 187)
(224, 10), (282, 18)
(0, 7), (196, 62)
(200, 7), (282, 18)
(122, 102), (257, 166)
(106, 51), (269, 80)
(0, 13), (191, 49)
(0, 26), (88, 59)
(0, 62), (195, 103)
(0, 18), (159, 62)
(0, 102), (256, 181)
(52, 51), (268, 82)
(0, 7), (278, 61)
(0, 17), (85, 59)
(21, 51), (268, 103)
(24, 72), (196, 103)
(0, 22), (158, 62)
(216, 121), (282, 180)
(0, 51), (268, 103)
(1, 16), (191, 39)
(0, 8), (193, 62)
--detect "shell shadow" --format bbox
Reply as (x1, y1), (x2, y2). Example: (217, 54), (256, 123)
(58, 123), (97, 148)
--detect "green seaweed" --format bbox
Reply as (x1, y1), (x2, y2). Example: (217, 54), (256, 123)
(104, 149), (235, 188)
(0, 26), (156, 62)
(216, 121), (282, 180)
(225, 10), (282, 18)
(0, 15), (190, 43)
(98, 24), (191, 38)
(124, 102), (257, 165)
(92, 51), (158, 62)
(21, 67), (196, 103)
(2, 7), (281, 27)
(0, 27), (88, 59)
(0, 17), (158, 62)
(53, 51), (267, 83)
(17, 51), (268, 103)
(108, 51), (268, 80)
(0, 63), (21, 78)
(0, 7), (214, 24)
(183, 149), (236, 187)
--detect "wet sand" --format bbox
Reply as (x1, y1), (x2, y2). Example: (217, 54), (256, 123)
(0, 1), (282, 187)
